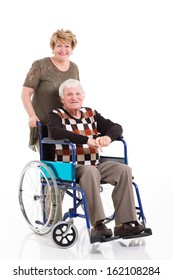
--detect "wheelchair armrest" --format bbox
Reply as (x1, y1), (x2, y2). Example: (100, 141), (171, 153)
(37, 121), (76, 162)
(37, 121), (70, 144)
(41, 137), (76, 164)
(41, 137), (70, 145)
(99, 135), (128, 165)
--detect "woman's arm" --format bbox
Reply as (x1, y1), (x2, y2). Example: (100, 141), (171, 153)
(21, 86), (40, 127)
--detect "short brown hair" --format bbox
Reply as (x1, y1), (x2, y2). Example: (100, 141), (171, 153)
(50, 29), (77, 50)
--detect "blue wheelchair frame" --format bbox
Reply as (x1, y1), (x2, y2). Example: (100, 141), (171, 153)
(37, 122), (152, 246)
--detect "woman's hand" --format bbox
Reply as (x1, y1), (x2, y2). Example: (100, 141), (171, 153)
(28, 115), (40, 127)
(21, 86), (40, 127)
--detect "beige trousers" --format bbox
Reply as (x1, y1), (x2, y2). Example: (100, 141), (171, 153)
(76, 162), (137, 226)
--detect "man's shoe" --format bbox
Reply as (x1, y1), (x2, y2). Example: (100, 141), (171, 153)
(92, 222), (113, 238)
(114, 222), (145, 238)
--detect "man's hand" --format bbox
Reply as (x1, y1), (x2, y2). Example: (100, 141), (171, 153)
(87, 138), (103, 152)
(96, 136), (111, 147)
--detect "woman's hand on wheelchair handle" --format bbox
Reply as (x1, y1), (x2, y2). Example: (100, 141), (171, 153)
(28, 115), (40, 127)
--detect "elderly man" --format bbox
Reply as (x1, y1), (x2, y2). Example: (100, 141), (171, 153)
(47, 79), (144, 238)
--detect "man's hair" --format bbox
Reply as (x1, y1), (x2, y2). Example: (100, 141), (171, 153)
(59, 79), (85, 98)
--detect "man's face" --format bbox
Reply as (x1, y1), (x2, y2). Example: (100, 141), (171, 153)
(61, 86), (85, 111)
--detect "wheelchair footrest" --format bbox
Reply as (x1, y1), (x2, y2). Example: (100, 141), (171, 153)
(90, 228), (152, 244)
(121, 227), (152, 239)
(90, 233), (120, 244)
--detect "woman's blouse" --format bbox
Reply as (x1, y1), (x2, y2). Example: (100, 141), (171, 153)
(23, 57), (79, 150)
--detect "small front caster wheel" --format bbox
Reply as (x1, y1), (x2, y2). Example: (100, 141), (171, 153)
(52, 221), (78, 248)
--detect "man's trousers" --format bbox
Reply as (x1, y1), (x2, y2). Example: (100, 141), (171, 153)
(76, 161), (137, 226)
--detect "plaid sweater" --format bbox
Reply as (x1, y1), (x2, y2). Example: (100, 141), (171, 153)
(52, 108), (99, 165)
(48, 107), (123, 165)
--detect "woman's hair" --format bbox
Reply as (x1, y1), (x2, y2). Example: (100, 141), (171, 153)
(50, 29), (77, 50)
(59, 79), (85, 98)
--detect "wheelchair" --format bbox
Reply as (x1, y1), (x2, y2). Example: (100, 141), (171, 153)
(18, 122), (152, 248)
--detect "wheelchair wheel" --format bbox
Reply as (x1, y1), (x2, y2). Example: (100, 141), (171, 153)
(19, 160), (61, 235)
(52, 222), (78, 248)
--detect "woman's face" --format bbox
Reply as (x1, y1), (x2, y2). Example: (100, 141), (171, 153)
(53, 39), (73, 62)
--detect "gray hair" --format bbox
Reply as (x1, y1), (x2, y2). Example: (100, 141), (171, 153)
(59, 79), (85, 98)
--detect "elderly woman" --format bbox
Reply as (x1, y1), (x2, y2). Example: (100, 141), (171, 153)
(21, 29), (79, 159)
(47, 79), (145, 239)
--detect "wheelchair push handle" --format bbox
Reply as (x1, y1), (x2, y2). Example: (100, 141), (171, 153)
(36, 121), (42, 127)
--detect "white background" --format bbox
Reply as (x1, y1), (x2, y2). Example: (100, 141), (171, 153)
(0, 0), (173, 274)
